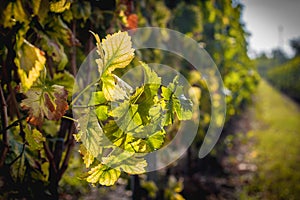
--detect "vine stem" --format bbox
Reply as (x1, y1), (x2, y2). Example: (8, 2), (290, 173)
(0, 116), (27, 134)
(70, 78), (100, 106)
(0, 85), (9, 167)
(71, 19), (77, 76)
(62, 115), (78, 122)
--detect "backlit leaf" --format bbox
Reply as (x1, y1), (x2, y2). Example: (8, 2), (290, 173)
(110, 100), (143, 132)
(162, 77), (193, 125)
(94, 106), (108, 121)
(79, 144), (94, 168)
(102, 150), (147, 174)
(99, 31), (134, 75)
(88, 91), (106, 106)
(86, 164), (121, 186)
(101, 74), (132, 101)
(91, 31), (134, 101)
(129, 63), (161, 124)
(76, 111), (105, 158)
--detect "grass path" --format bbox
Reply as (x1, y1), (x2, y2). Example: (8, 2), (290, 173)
(241, 80), (300, 199)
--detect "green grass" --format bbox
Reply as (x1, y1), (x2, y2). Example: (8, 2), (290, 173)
(243, 80), (300, 200)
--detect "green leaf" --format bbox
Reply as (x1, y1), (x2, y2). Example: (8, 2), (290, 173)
(104, 105), (166, 153)
(24, 125), (46, 150)
(129, 63), (161, 124)
(45, 16), (73, 46)
(102, 120), (125, 147)
(162, 77), (193, 125)
(89, 91), (106, 106)
(39, 33), (68, 70)
(52, 71), (74, 97)
(10, 150), (26, 182)
(139, 62), (161, 85)
(94, 106), (108, 121)
(1, 2), (14, 28)
(114, 156), (147, 174)
(102, 150), (147, 174)
(77, 110), (110, 158)
(70, 1), (91, 22)
(174, 94), (193, 120)
(111, 100), (143, 132)
(50, 0), (71, 13)
(144, 130), (166, 151)
(86, 164), (121, 186)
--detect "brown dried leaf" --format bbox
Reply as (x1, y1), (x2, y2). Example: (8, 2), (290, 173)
(21, 85), (68, 126)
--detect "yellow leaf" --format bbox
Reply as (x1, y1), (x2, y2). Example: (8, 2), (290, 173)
(92, 31), (134, 75)
(79, 144), (94, 168)
(86, 164), (121, 186)
(50, 0), (71, 13)
(24, 125), (46, 150)
(101, 74), (132, 101)
(91, 31), (135, 101)
(15, 40), (46, 92)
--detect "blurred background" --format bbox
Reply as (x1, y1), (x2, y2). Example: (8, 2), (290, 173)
(0, 0), (299, 199)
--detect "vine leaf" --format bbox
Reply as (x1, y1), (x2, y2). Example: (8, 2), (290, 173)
(79, 144), (94, 168)
(110, 100), (143, 132)
(21, 85), (68, 126)
(143, 130), (166, 152)
(15, 40), (46, 92)
(91, 31), (134, 100)
(76, 110), (112, 158)
(86, 164), (121, 186)
(162, 77), (193, 125)
(1, 0), (28, 28)
(32, 0), (42, 15)
(130, 62), (162, 124)
(51, 71), (75, 97)
(94, 31), (134, 75)
(10, 150), (26, 182)
(50, 0), (71, 13)
(101, 74), (133, 101)
(88, 91), (106, 106)
(24, 125), (46, 150)
(45, 16), (74, 46)
(75, 31), (194, 187)
(39, 33), (68, 70)
(102, 150), (147, 174)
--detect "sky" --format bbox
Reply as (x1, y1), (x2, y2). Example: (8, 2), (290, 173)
(241, 0), (300, 57)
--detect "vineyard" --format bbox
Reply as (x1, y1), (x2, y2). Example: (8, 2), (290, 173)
(1, 0), (298, 200)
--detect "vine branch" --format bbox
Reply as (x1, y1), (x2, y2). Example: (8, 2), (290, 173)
(0, 84), (9, 167)
(43, 141), (58, 174)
